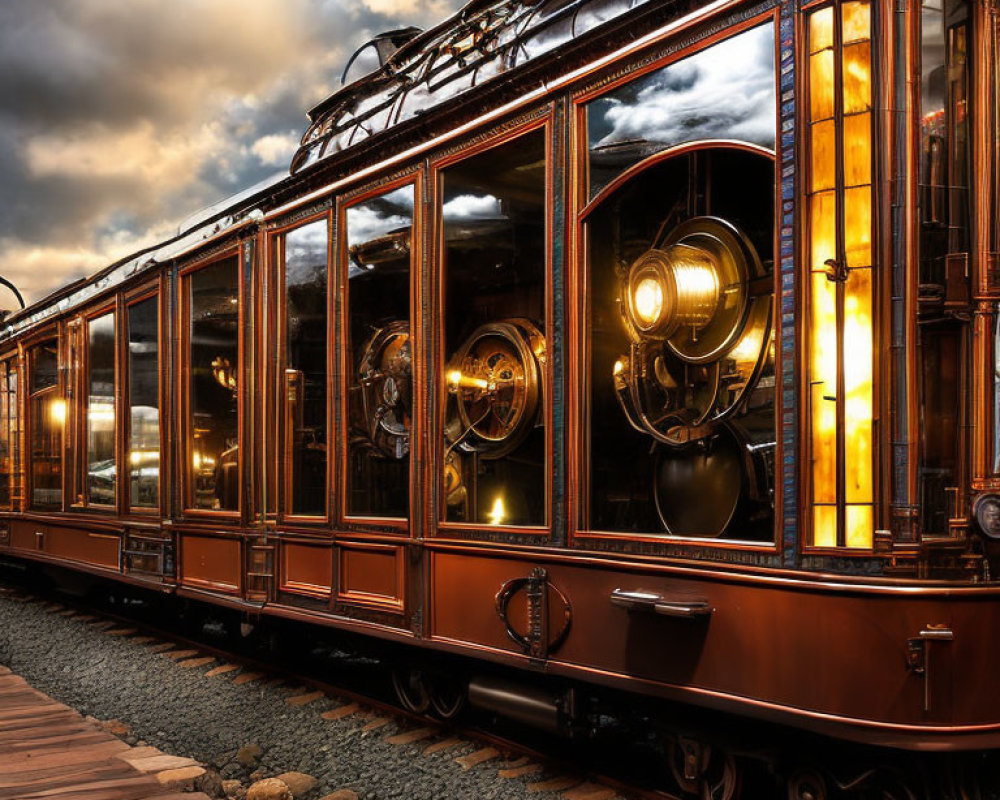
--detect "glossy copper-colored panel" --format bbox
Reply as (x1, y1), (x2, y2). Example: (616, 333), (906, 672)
(429, 552), (995, 731)
(9, 521), (42, 551)
(179, 534), (241, 594)
(338, 543), (404, 612)
(280, 541), (333, 598)
(45, 527), (119, 569)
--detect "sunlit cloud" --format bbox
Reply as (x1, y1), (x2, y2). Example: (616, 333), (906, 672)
(0, 0), (465, 307)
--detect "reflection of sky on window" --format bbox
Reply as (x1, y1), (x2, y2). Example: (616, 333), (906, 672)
(346, 185), (414, 247)
(285, 218), (328, 286)
(441, 193), (503, 220)
(588, 24), (776, 150)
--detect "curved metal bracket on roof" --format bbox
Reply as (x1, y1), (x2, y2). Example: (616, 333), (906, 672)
(341, 28), (424, 85)
(0, 276), (25, 310)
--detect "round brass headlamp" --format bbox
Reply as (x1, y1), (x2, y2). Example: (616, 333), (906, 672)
(622, 217), (756, 364)
(624, 245), (722, 339)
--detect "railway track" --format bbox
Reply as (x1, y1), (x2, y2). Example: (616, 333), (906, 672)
(0, 577), (681, 800)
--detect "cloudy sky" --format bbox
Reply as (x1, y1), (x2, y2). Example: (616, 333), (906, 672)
(0, 0), (464, 308)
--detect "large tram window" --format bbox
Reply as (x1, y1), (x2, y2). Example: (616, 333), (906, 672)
(185, 257), (240, 512)
(917, 0), (969, 534)
(85, 312), (115, 506)
(127, 296), (159, 510)
(345, 186), (413, 519)
(28, 339), (62, 511)
(585, 149), (775, 540)
(586, 23), (775, 200)
(440, 131), (547, 528)
(0, 358), (19, 510)
(281, 219), (329, 517)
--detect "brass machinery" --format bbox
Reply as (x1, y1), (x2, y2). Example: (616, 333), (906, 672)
(613, 216), (774, 537)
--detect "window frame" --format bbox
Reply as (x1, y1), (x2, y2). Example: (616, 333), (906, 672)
(0, 351), (21, 512)
(801, 0), (880, 553)
(336, 171), (422, 533)
(271, 210), (334, 525)
(178, 249), (245, 520)
(568, 11), (783, 553)
(123, 281), (164, 516)
(73, 303), (118, 511)
(429, 115), (555, 539)
(24, 328), (64, 513)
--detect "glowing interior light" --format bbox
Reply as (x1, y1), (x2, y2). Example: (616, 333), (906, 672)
(192, 452), (202, 471)
(613, 358), (626, 376)
(633, 277), (664, 327)
(729, 325), (764, 365)
(130, 449), (158, 466)
(49, 398), (66, 426)
(447, 370), (489, 390)
(487, 495), (505, 526)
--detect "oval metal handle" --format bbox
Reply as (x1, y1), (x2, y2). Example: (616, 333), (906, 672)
(610, 588), (712, 619)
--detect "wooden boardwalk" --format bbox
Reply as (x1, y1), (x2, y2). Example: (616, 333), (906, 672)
(0, 665), (210, 800)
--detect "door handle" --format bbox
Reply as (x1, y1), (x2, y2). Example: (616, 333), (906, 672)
(610, 588), (713, 619)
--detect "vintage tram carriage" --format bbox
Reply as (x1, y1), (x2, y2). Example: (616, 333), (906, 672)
(2, 0), (1000, 775)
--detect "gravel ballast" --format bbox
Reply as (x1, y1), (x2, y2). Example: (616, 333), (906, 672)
(0, 591), (606, 800)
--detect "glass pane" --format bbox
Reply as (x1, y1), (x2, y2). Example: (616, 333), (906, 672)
(346, 188), (412, 518)
(842, 0), (871, 43)
(29, 339), (62, 511)
(31, 342), (58, 393)
(188, 258), (240, 511)
(843, 112), (872, 187)
(844, 184), (872, 268)
(842, 42), (872, 115)
(846, 504), (873, 548)
(86, 313), (116, 505)
(810, 190), (837, 271)
(442, 132), (548, 527)
(586, 147), (776, 540)
(811, 273), (838, 505)
(814, 504), (837, 547)
(128, 297), (159, 509)
(0, 361), (16, 509)
(809, 50), (835, 122)
(809, 6), (834, 53)
(810, 119), (837, 193)
(844, 267), (873, 504)
(586, 23), (776, 197)
(284, 220), (329, 516)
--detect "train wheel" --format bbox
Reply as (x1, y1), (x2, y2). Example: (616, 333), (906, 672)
(428, 673), (467, 721)
(392, 667), (430, 715)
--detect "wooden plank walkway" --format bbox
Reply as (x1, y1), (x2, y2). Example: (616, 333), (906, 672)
(0, 665), (211, 800)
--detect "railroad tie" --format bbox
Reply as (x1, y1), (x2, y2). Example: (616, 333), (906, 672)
(387, 726), (436, 745)
(527, 776), (581, 793)
(561, 782), (620, 800)
(321, 702), (360, 720)
(424, 737), (463, 755)
(455, 746), (500, 770)
(205, 664), (240, 678)
(286, 690), (325, 707)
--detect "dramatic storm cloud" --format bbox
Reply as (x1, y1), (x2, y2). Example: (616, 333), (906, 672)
(0, 0), (463, 307)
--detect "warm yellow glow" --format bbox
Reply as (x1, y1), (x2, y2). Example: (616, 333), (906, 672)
(810, 191), (837, 272)
(447, 369), (489, 390)
(809, 6), (834, 53)
(841, 0), (871, 43)
(130, 449), (158, 466)
(842, 42), (871, 115)
(49, 398), (66, 426)
(810, 119), (836, 193)
(673, 262), (720, 328)
(814, 505), (837, 548)
(87, 403), (115, 424)
(633, 276), (664, 327)
(846, 504), (873, 549)
(843, 113), (872, 187)
(844, 269), (873, 504)
(809, 50), (835, 122)
(613, 358), (626, 376)
(730, 322), (765, 365)
(844, 185), (872, 268)
(193, 451), (201, 471)
(487, 495), (505, 526)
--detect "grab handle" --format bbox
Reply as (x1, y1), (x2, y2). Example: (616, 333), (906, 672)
(610, 588), (713, 619)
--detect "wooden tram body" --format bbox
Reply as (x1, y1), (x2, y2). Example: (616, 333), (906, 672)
(1, 0), (999, 761)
